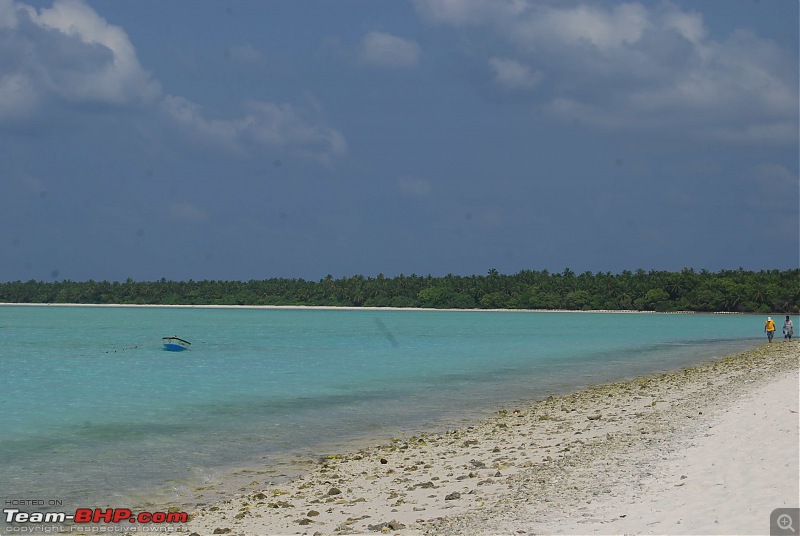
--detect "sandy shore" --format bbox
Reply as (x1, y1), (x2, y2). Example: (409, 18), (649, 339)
(0, 302), (706, 313)
(184, 341), (798, 536)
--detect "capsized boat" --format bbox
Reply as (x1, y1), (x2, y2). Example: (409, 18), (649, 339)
(162, 336), (191, 351)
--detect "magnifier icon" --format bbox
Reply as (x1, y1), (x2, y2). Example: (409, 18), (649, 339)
(778, 514), (796, 532)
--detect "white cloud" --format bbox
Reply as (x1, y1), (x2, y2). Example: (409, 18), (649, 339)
(397, 176), (432, 197)
(525, 3), (650, 52)
(0, 73), (38, 121)
(19, 172), (46, 195)
(160, 95), (245, 153)
(620, 28), (797, 140)
(13, 0), (160, 107)
(0, 0), (17, 28)
(359, 31), (420, 69)
(415, 0), (651, 52)
(746, 163), (797, 189)
(241, 100), (348, 162)
(698, 123), (799, 146)
(0, 0), (348, 164)
(545, 97), (640, 130)
(740, 163), (799, 216)
(227, 44), (262, 64)
(160, 95), (347, 163)
(412, 0), (526, 27)
(414, 0), (797, 145)
(489, 57), (543, 91)
(662, 7), (707, 45)
(169, 202), (209, 224)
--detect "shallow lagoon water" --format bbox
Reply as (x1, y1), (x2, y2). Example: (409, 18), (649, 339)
(0, 305), (763, 509)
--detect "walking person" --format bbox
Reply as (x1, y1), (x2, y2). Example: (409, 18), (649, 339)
(783, 315), (793, 340)
(764, 316), (776, 342)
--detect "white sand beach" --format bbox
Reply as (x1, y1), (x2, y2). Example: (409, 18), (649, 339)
(184, 340), (799, 536)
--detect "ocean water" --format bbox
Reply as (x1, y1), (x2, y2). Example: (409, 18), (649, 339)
(0, 305), (764, 510)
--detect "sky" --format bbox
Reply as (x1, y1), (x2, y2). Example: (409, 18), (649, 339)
(1, 0), (798, 282)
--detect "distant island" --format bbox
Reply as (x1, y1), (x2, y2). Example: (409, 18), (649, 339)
(1, 268), (798, 314)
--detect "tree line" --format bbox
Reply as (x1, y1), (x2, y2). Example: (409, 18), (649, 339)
(0, 268), (797, 313)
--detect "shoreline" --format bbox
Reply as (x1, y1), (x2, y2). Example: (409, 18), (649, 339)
(0, 302), (746, 314)
(184, 340), (799, 535)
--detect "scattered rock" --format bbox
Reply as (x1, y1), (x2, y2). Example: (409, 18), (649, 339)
(367, 519), (406, 531)
(184, 343), (800, 536)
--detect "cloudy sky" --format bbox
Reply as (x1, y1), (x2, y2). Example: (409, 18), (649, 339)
(1, 0), (797, 282)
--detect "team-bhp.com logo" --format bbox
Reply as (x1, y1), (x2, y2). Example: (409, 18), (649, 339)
(4, 507), (188, 524)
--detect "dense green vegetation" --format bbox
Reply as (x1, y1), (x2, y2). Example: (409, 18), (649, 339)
(1, 268), (798, 313)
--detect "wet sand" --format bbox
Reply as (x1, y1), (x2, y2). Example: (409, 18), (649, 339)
(184, 340), (799, 535)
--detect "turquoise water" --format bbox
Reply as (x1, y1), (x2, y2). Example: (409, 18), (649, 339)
(0, 305), (764, 510)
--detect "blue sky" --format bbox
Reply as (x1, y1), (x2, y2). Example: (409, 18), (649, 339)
(1, 0), (797, 282)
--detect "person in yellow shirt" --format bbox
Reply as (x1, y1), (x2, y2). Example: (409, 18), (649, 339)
(764, 316), (776, 342)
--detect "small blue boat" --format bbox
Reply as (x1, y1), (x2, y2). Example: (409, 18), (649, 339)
(162, 336), (191, 352)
